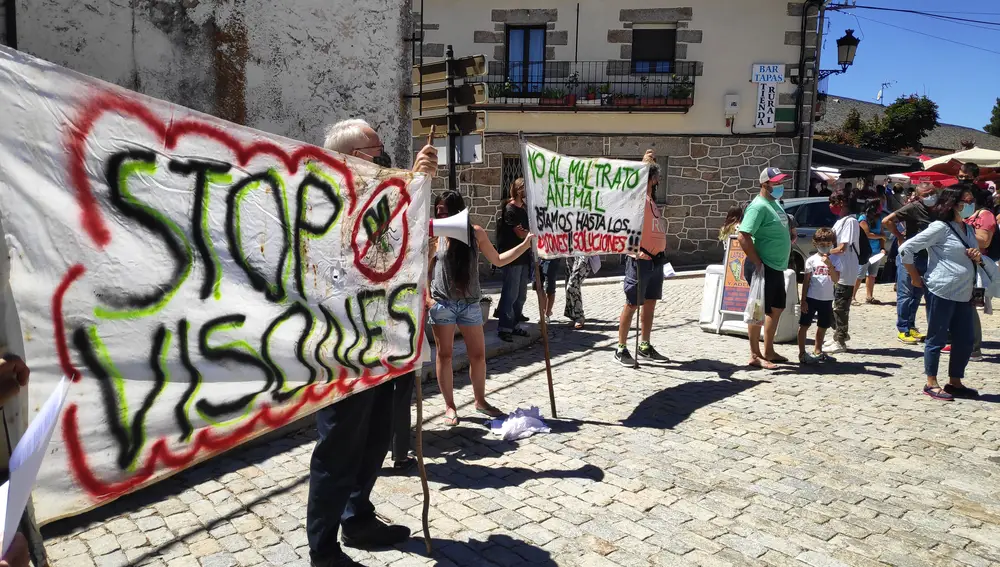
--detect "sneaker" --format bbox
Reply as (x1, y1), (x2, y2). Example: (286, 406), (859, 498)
(799, 352), (819, 365)
(498, 331), (513, 343)
(637, 342), (669, 362)
(908, 329), (926, 342)
(311, 550), (364, 567)
(823, 341), (847, 354)
(970, 351), (984, 362)
(615, 346), (637, 367)
(943, 383), (979, 399)
(923, 385), (954, 401)
(942, 345), (951, 353)
(341, 516), (411, 549)
(815, 352), (837, 363)
(897, 332), (919, 345)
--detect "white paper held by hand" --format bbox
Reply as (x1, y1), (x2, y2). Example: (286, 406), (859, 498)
(868, 252), (886, 266)
(0, 376), (70, 555)
(662, 262), (676, 278)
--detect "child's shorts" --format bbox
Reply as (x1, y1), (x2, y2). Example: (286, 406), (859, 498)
(799, 298), (833, 329)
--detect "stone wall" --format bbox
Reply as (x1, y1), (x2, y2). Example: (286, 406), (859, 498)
(15, 0), (414, 162)
(434, 133), (798, 267)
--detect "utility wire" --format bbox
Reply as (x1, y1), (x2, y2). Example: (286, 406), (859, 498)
(851, 14), (1000, 57)
(830, 4), (1000, 27)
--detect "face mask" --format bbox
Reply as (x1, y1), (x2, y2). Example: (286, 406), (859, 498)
(817, 246), (832, 255)
(921, 195), (938, 207)
(961, 203), (975, 219)
(770, 184), (785, 199)
(830, 205), (843, 216)
(372, 153), (392, 168)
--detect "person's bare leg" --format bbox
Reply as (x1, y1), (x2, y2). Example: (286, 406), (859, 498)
(618, 304), (637, 345)
(458, 324), (490, 408)
(545, 292), (555, 317)
(762, 308), (784, 359)
(748, 324), (764, 362)
(640, 299), (656, 343)
(866, 275), (877, 301)
(432, 324), (457, 418)
(813, 327), (827, 355)
(797, 325), (809, 356)
(852, 278), (863, 302)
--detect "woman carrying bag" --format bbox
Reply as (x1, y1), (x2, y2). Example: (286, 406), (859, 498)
(899, 185), (1000, 401)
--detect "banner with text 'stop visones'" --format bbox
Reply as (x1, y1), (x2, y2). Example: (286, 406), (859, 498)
(521, 141), (649, 259)
(0, 47), (431, 523)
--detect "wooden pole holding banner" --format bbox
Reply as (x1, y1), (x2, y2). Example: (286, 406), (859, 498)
(415, 126), (435, 555)
(632, 257), (641, 368)
(518, 131), (558, 418)
(532, 256), (558, 418)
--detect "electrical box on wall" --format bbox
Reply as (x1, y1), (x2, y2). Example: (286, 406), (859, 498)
(724, 94), (740, 117)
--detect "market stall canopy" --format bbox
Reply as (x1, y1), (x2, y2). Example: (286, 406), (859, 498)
(812, 141), (921, 177)
(923, 147), (1000, 171)
(902, 170), (958, 187)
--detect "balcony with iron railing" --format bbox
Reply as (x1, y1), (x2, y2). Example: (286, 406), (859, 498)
(473, 60), (697, 112)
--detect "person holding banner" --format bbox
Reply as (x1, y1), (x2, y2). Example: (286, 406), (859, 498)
(428, 191), (535, 426)
(496, 178), (533, 342)
(615, 151), (670, 367)
(307, 119), (437, 567)
(737, 168), (794, 369)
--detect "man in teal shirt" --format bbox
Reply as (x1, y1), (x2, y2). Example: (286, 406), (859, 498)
(738, 168), (793, 369)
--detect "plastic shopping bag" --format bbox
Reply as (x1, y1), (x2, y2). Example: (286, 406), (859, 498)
(743, 272), (766, 326)
(588, 255), (602, 275)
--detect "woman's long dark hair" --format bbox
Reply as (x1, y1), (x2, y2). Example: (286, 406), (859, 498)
(434, 191), (475, 293)
(929, 185), (974, 222)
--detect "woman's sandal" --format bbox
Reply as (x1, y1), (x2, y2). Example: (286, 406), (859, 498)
(444, 410), (460, 426)
(475, 404), (506, 419)
(865, 297), (882, 305)
(748, 357), (777, 370)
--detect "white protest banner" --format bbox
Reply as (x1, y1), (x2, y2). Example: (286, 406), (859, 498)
(0, 47), (430, 523)
(520, 142), (649, 259)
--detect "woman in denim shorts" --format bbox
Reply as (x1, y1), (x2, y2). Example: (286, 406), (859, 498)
(427, 191), (535, 426)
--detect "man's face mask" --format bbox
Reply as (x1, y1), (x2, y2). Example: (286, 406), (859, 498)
(355, 144), (391, 168)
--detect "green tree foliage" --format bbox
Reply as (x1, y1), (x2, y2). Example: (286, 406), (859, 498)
(985, 98), (1000, 137)
(828, 95), (939, 153)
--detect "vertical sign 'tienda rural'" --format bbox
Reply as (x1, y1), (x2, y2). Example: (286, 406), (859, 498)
(752, 64), (785, 130)
(520, 142), (649, 259)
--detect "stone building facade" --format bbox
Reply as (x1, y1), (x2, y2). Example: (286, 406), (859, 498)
(432, 134), (799, 266)
(419, 0), (822, 267)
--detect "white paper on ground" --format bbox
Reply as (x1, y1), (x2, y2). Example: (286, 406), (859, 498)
(868, 252), (886, 266)
(663, 263), (676, 278)
(1, 376), (69, 555)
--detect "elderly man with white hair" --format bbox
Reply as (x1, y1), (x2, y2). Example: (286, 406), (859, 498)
(306, 119), (437, 567)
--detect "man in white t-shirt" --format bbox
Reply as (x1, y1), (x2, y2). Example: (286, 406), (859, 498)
(827, 191), (860, 353)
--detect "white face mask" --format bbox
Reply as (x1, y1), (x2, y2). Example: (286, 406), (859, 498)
(922, 195), (938, 207)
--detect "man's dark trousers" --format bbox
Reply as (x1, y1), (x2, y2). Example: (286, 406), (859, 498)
(307, 379), (394, 560)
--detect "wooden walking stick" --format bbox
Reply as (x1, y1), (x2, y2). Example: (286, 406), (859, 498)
(415, 126), (435, 554)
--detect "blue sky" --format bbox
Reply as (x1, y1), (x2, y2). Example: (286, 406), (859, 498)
(821, 1), (1000, 131)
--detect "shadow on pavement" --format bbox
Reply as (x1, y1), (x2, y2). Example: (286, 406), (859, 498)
(395, 534), (557, 566)
(420, 424), (603, 490)
(848, 347), (922, 359)
(622, 378), (763, 430)
(769, 360), (902, 378)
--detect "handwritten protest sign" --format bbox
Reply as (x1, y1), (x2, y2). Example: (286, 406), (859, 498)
(720, 236), (750, 313)
(520, 142), (649, 258)
(0, 47), (430, 523)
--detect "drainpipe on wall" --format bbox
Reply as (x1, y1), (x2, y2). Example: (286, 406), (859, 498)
(4, 0), (17, 49)
(793, 0), (824, 196)
(574, 3), (580, 63)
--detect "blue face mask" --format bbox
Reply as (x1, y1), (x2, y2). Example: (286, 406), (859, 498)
(961, 202), (975, 219)
(770, 184), (785, 199)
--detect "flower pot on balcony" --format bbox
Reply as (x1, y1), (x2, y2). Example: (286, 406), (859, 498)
(565, 94), (577, 106)
(540, 98), (565, 106)
(613, 97), (639, 106)
(586, 93), (597, 101)
(666, 97), (695, 106)
(640, 97), (666, 107)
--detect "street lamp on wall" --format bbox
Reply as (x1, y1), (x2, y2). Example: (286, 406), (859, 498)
(818, 29), (860, 81)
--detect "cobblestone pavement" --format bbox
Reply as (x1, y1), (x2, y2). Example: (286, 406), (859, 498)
(43, 278), (1000, 567)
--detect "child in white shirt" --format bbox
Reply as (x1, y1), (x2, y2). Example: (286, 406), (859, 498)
(798, 228), (842, 364)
